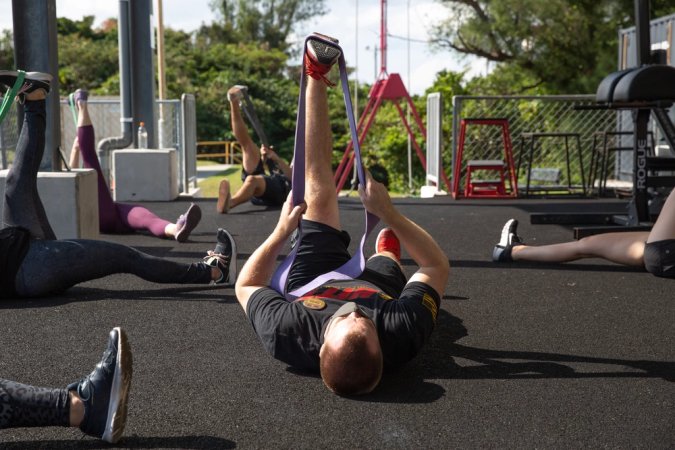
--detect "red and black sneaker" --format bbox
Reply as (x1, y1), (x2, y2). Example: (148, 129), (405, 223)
(304, 33), (340, 86)
(375, 228), (401, 261)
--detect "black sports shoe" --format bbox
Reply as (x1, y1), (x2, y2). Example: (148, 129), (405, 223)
(0, 70), (52, 100)
(204, 228), (237, 285)
(67, 327), (132, 443)
(492, 219), (524, 262)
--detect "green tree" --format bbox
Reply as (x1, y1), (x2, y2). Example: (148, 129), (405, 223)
(430, 0), (674, 94)
(209, 0), (328, 51)
(0, 30), (13, 69)
(57, 17), (119, 94)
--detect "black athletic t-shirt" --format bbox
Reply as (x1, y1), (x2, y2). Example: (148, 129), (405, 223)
(246, 279), (440, 372)
(0, 227), (32, 299)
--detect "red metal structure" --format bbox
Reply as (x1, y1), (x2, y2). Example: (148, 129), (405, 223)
(452, 118), (518, 198)
(334, 0), (452, 192)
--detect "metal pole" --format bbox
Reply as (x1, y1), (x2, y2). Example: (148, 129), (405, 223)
(12, 0), (61, 171)
(406, 0), (412, 192)
(380, 0), (387, 75)
(130, 0), (157, 148)
(156, 0), (168, 148)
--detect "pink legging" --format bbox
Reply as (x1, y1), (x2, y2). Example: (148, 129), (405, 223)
(78, 125), (170, 237)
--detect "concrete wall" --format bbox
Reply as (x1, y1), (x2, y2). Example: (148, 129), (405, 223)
(0, 169), (99, 239)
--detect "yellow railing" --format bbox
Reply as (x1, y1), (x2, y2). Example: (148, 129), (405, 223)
(196, 140), (242, 164)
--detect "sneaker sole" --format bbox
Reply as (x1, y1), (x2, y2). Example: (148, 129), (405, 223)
(102, 327), (133, 444)
(0, 70), (52, 94)
(307, 38), (341, 66)
(175, 203), (202, 242)
(221, 229), (238, 285)
(498, 219), (518, 247)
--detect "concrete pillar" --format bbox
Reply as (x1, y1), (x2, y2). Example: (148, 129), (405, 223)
(12, 0), (61, 171)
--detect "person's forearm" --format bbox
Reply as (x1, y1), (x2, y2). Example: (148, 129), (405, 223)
(236, 229), (287, 289)
(382, 209), (448, 271)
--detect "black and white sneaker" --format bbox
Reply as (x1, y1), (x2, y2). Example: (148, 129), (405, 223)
(67, 327), (132, 443)
(492, 219), (524, 262)
(204, 228), (237, 285)
(0, 70), (52, 100)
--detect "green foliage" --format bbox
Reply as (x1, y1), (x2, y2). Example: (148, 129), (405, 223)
(0, 30), (13, 69)
(2, 0), (670, 194)
(431, 0), (675, 94)
(209, 0), (327, 52)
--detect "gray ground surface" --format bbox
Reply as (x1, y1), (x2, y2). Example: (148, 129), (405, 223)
(1, 196), (673, 449)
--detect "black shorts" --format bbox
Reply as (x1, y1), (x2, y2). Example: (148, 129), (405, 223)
(241, 163), (291, 207)
(286, 220), (407, 297)
(643, 239), (675, 278)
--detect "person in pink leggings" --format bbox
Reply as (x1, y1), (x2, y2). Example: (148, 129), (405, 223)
(68, 89), (200, 242)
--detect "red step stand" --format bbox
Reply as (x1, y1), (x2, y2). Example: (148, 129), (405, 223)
(452, 118), (519, 199)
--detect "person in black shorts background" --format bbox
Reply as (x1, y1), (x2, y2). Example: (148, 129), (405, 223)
(216, 85), (292, 213)
(234, 34), (450, 396)
(493, 188), (675, 278)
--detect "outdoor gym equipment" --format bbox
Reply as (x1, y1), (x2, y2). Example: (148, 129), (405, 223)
(532, 0), (675, 239)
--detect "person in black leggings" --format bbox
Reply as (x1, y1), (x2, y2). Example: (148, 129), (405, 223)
(0, 327), (132, 443)
(0, 70), (237, 299)
(0, 70), (234, 442)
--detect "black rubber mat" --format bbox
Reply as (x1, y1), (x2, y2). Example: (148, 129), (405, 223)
(1, 196), (673, 448)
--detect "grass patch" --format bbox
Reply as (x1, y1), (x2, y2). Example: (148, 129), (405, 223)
(198, 165), (243, 198)
(197, 161), (414, 198)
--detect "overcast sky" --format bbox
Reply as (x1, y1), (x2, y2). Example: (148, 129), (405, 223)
(0, 0), (484, 95)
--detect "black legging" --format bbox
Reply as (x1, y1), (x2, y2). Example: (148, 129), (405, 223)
(3, 99), (213, 297)
(2, 99), (55, 239)
(0, 379), (69, 429)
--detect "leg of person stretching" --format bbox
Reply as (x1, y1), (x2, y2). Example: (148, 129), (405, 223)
(217, 87), (267, 213)
(494, 189), (675, 272)
(501, 188), (675, 265)
(2, 90), (56, 240)
(228, 86), (262, 174)
(0, 327), (133, 443)
(303, 76), (340, 229)
(15, 237), (219, 297)
(74, 92), (200, 241)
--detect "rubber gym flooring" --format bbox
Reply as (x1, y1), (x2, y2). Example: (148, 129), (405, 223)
(1, 196), (673, 448)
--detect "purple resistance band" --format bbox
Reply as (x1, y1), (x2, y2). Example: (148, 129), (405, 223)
(270, 34), (379, 300)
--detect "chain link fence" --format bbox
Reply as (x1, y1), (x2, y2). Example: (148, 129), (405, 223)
(450, 95), (639, 196)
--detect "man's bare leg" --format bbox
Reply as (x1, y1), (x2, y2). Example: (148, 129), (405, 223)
(303, 76), (340, 229)
(228, 87), (260, 174)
